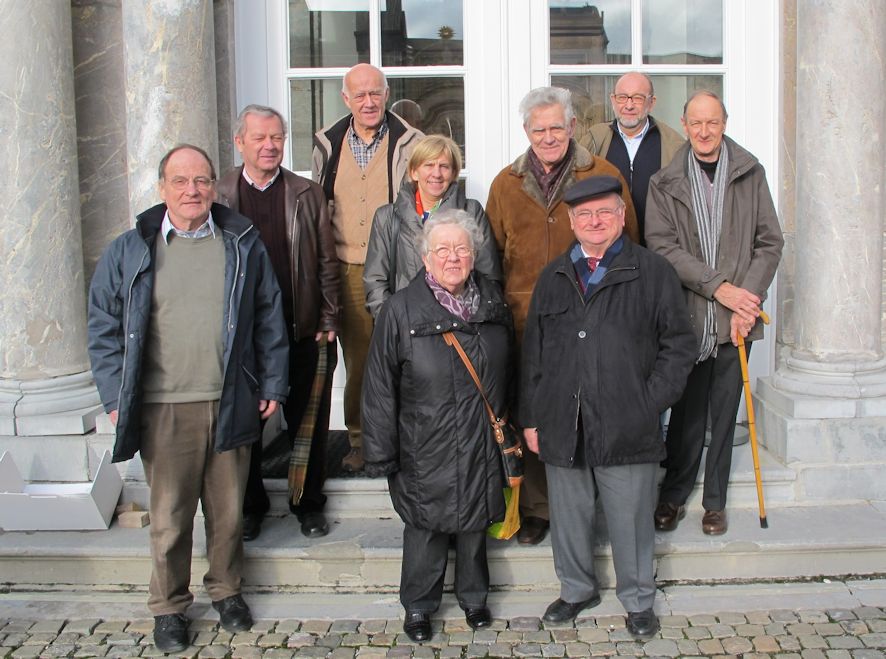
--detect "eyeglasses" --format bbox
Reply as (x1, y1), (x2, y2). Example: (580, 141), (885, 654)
(166, 176), (215, 191)
(612, 93), (651, 105)
(429, 245), (473, 260)
(572, 208), (620, 222)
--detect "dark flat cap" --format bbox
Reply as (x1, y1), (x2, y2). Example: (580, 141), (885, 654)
(563, 175), (623, 206)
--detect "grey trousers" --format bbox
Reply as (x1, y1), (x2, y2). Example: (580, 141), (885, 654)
(546, 449), (658, 613)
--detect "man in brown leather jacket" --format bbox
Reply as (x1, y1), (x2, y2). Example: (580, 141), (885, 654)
(218, 105), (340, 541)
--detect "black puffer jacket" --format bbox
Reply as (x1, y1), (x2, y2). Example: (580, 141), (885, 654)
(362, 270), (513, 533)
(520, 238), (696, 468)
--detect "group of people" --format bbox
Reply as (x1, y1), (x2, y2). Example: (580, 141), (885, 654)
(86, 63), (783, 652)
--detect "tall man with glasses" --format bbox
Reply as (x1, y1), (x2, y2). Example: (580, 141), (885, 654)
(583, 72), (684, 244)
(486, 86), (638, 546)
(87, 145), (289, 652)
(645, 90), (784, 536)
(521, 176), (695, 636)
(312, 63), (423, 473)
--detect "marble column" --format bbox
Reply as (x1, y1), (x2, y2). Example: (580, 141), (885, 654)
(756, 0), (886, 501)
(0, 1), (101, 437)
(122, 0), (219, 222)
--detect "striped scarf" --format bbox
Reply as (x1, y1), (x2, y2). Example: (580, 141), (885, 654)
(687, 145), (729, 362)
(288, 336), (331, 505)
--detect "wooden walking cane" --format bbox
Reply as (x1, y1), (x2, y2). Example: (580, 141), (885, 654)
(737, 310), (770, 528)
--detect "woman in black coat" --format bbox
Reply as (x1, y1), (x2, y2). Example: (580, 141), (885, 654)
(361, 209), (514, 643)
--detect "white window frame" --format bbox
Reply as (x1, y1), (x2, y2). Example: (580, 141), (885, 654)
(234, 0), (780, 383)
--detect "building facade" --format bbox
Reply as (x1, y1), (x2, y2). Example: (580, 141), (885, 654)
(0, 0), (883, 502)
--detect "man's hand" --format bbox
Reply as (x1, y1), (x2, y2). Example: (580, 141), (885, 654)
(259, 399), (279, 420)
(714, 282), (760, 323)
(315, 330), (336, 342)
(109, 409), (119, 426)
(729, 312), (754, 346)
(523, 427), (539, 454)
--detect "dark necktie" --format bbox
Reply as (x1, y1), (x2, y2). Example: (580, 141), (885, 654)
(587, 256), (600, 272)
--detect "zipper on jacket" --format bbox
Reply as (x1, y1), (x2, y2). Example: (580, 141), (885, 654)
(290, 199), (300, 338)
(226, 224), (254, 333)
(116, 244), (150, 414)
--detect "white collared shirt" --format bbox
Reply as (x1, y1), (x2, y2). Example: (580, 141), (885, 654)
(242, 167), (281, 192)
(617, 119), (651, 164)
(161, 211), (217, 244)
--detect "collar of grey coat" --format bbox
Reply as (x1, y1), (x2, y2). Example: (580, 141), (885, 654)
(653, 136), (758, 199)
(403, 268), (512, 338)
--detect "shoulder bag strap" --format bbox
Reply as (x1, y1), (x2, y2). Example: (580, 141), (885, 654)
(442, 330), (501, 424)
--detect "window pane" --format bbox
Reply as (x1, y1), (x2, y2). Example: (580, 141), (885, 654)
(549, 0), (631, 65)
(289, 0), (370, 68)
(288, 76), (465, 171)
(388, 76), (465, 160)
(643, 0), (723, 64)
(380, 0), (463, 66)
(289, 78), (344, 171)
(551, 74), (723, 142)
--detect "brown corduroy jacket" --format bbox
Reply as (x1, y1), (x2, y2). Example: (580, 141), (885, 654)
(485, 142), (639, 340)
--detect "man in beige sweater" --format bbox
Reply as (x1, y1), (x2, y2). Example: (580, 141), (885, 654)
(312, 64), (422, 472)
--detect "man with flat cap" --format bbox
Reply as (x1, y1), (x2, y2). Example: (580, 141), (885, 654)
(520, 175), (695, 637)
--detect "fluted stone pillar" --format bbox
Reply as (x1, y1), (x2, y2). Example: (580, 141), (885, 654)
(0, 1), (101, 437)
(122, 0), (219, 222)
(756, 0), (886, 501)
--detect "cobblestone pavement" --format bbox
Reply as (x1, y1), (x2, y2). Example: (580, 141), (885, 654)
(2, 606), (886, 658)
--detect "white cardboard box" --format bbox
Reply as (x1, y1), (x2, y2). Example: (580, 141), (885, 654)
(0, 449), (123, 531)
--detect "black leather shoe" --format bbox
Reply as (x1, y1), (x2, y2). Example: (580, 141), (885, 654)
(153, 613), (189, 652)
(542, 594), (602, 623)
(242, 513), (263, 542)
(212, 594), (253, 632)
(654, 501), (686, 531)
(465, 607), (492, 629)
(626, 609), (660, 640)
(518, 516), (550, 545)
(403, 611), (431, 642)
(702, 509), (728, 535)
(300, 511), (329, 538)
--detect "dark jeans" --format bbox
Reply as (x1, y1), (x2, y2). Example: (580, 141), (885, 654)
(399, 524), (489, 613)
(658, 341), (749, 511)
(243, 336), (337, 519)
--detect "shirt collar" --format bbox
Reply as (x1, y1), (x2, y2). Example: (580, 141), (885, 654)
(241, 167), (281, 191)
(161, 211), (217, 244)
(347, 115), (389, 146)
(617, 118), (651, 143)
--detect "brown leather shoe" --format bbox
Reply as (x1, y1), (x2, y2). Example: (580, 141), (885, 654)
(654, 502), (685, 531)
(341, 446), (364, 472)
(517, 516), (549, 545)
(702, 509), (728, 535)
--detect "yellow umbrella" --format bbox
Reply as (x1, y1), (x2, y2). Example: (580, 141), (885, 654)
(738, 310), (770, 528)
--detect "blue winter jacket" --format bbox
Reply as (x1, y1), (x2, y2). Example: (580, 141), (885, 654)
(87, 203), (289, 463)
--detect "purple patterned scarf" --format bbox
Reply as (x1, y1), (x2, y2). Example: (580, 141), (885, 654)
(425, 271), (480, 322)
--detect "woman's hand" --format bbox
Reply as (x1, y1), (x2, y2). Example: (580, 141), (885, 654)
(523, 427), (539, 454)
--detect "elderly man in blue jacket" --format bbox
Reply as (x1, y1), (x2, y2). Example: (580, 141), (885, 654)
(87, 144), (289, 653)
(520, 176), (695, 639)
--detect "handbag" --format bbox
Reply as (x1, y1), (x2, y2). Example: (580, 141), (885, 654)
(441, 331), (524, 487)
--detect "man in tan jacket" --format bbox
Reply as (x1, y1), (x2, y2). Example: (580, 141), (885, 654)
(312, 64), (422, 472)
(486, 86), (638, 545)
(582, 72), (684, 243)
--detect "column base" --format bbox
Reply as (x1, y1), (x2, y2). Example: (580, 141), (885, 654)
(0, 371), (103, 436)
(755, 351), (886, 502)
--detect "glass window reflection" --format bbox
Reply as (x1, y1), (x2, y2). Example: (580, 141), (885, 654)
(549, 0), (630, 65)
(380, 0), (463, 66)
(289, 0), (370, 68)
(643, 0), (723, 64)
(551, 74), (723, 146)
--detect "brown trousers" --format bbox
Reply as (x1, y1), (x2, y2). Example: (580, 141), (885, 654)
(339, 262), (374, 449)
(140, 401), (250, 615)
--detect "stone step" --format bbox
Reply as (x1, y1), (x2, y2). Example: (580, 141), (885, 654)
(1, 502), (884, 592)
